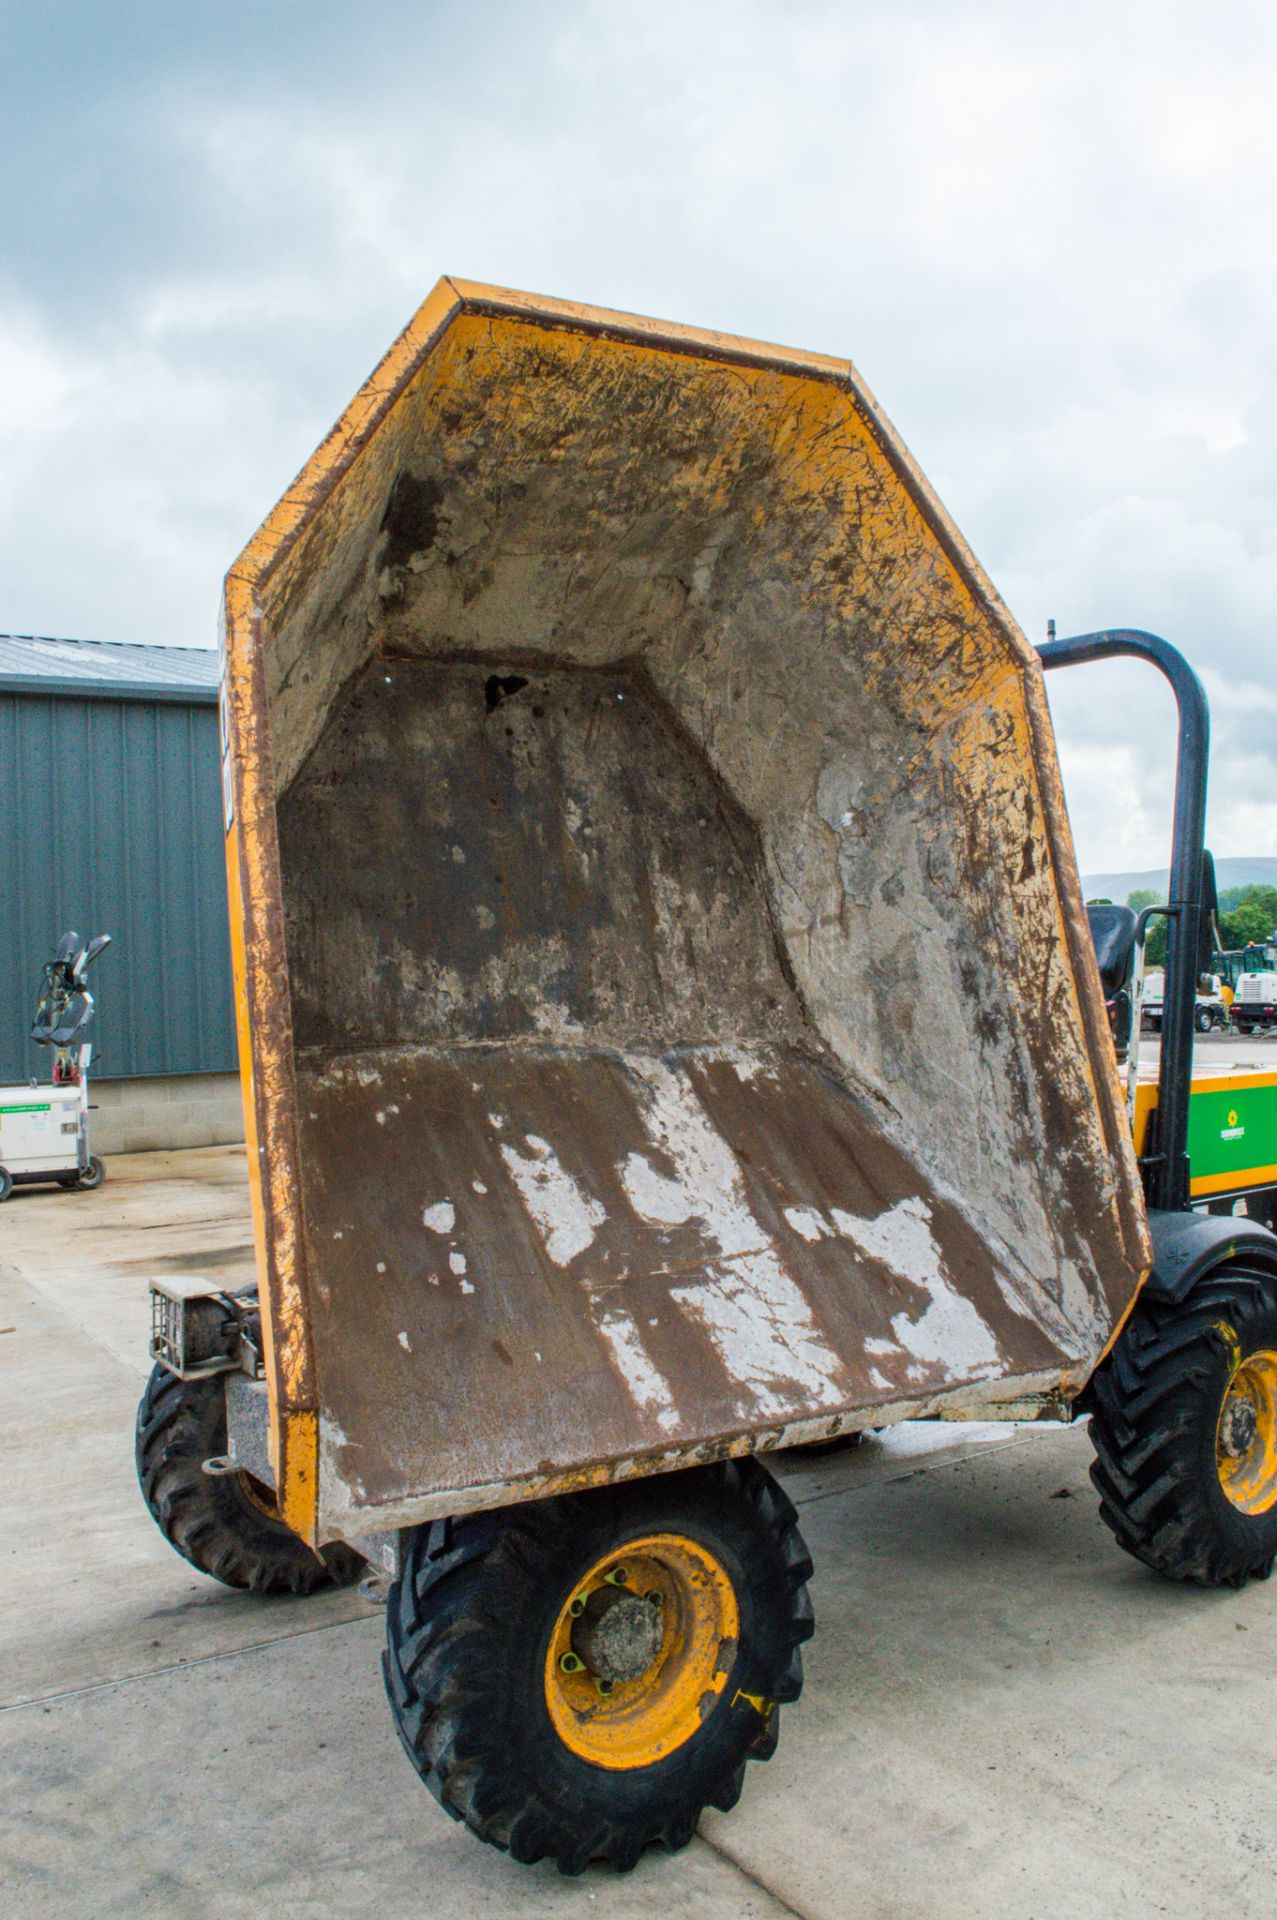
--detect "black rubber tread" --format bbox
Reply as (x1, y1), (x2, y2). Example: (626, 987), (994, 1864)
(383, 1458), (814, 1873)
(135, 1363), (363, 1595)
(1088, 1259), (1277, 1587)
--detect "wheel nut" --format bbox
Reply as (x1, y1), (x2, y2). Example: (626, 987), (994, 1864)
(645, 1589), (663, 1607)
(559, 1651), (585, 1673)
(595, 1677), (614, 1696)
(605, 1566), (629, 1586)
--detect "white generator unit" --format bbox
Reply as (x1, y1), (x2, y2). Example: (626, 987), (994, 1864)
(0, 931), (110, 1202)
(0, 1074), (94, 1196)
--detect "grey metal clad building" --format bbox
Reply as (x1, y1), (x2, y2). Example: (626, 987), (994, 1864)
(0, 635), (243, 1153)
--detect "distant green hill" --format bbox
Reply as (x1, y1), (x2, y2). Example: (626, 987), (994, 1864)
(1081, 857), (1277, 902)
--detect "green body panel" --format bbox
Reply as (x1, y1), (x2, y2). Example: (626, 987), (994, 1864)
(1188, 1075), (1277, 1191)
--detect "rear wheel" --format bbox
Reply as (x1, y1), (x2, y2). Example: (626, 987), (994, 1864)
(1089, 1260), (1277, 1586)
(383, 1458), (813, 1872)
(60, 1155), (105, 1189)
(135, 1365), (362, 1594)
(1195, 1005), (1212, 1033)
(0, 1166), (11, 1202)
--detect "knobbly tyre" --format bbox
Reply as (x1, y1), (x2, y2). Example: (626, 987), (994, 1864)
(135, 284), (1277, 1874)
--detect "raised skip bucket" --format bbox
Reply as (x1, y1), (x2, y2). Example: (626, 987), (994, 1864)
(220, 282), (1148, 1543)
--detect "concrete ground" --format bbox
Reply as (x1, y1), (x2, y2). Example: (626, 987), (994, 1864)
(1138, 1025), (1277, 1077)
(2, 1148), (1275, 1920)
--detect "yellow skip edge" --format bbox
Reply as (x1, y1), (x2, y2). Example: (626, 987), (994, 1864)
(221, 573), (321, 1542)
(278, 1410), (320, 1540)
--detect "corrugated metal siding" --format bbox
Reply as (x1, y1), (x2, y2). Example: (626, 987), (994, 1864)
(0, 692), (236, 1080)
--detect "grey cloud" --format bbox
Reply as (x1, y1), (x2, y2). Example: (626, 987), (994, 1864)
(3, 0), (1275, 872)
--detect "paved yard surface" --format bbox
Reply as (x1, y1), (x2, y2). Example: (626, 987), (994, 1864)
(2, 1147), (1274, 1919)
(1139, 1027), (1277, 1077)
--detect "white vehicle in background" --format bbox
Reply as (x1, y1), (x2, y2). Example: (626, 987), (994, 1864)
(1232, 940), (1277, 1034)
(1140, 968), (1229, 1034)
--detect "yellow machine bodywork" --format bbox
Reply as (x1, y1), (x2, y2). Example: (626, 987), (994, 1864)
(217, 281), (1149, 1546)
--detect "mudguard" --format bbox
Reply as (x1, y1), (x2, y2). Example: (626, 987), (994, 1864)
(1143, 1208), (1277, 1305)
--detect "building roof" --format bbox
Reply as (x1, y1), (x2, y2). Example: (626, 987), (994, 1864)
(0, 633), (220, 703)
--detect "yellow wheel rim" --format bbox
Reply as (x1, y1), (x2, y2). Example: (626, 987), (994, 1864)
(1216, 1348), (1277, 1517)
(543, 1532), (740, 1771)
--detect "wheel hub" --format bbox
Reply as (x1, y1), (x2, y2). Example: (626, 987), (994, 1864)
(571, 1586), (664, 1684)
(1219, 1396), (1258, 1459)
(544, 1533), (740, 1771)
(1215, 1348), (1277, 1516)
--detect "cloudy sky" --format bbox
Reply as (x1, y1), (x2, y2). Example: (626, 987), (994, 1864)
(4, 1), (1275, 877)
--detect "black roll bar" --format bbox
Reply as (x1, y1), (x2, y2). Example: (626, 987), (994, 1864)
(1037, 629), (1210, 1213)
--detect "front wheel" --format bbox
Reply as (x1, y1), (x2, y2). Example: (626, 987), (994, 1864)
(383, 1458), (813, 1873)
(1089, 1259), (1277, 1586)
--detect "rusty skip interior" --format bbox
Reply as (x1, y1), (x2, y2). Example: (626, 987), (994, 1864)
(231, 287), (1149, 1536)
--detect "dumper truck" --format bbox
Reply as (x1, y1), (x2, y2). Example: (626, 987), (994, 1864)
(135, 283), (1277, 1874)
